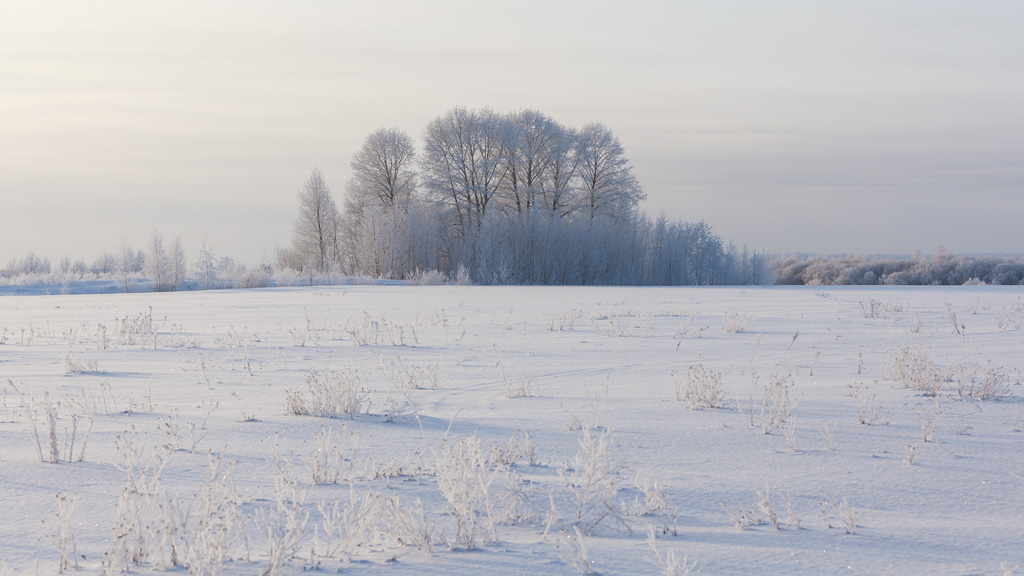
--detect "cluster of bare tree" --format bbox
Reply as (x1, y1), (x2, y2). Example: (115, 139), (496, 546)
(282, 107), (770, 285)
(3, 107), (773, 292)
(774, 249), (1024, 285)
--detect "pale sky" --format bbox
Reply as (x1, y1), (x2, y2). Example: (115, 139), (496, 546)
(2, 1), (1022, 267)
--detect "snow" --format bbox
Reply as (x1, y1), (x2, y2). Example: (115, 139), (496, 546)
(1, 285), (1022, 575)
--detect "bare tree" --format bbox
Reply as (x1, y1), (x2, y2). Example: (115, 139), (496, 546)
(292, 167), (341, 274)
(168, 235), (187, 291)
(344, 127), (417, 212)
(540, 125), (581, 216)
(421, 107), (509, 235)
(343, 128), (417, 270)
(194, 240), (218, 290)
(115, 237), (144, 293)
(576, 122), (645, 222)
(498, 109), (564, 215)
(148, 229), (170, 291)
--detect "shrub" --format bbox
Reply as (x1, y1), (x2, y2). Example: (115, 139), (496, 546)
(286, 368), (366, 418)
(675, 363), (726, 409)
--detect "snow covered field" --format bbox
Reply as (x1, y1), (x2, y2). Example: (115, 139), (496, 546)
(1, 285), (1022, 575)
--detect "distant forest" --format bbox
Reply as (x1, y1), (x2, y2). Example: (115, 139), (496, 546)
(774, 250), (1024, 286)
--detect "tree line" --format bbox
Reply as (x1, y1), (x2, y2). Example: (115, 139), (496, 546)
(2, 106), (774, 293)
(281, 107), (772, 285)
(773, 249), (1024, 285)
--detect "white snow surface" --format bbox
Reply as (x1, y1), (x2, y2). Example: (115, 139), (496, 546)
(1, 285), (1022, 575)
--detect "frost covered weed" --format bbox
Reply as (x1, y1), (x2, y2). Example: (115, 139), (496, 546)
(997, 299), (1023, 330)
(859, 299), (904, 319)
(721, 501), (760, 531)
(286, 367), (366, 418)
(819, 490), (859, 534)
(848, 382), (880, 425)
(357, 449), (431, 481)
(674, 363), (726, 409)
(723, 311), (746, 333)
(312, 488), (381, 561)
(42, 491), (78, 574)
(556, 527), (596, 576)
(550, 309), (583, 331)
(157, 409), (203, 453)
(375, 353), (446, 390)
(500, 364), (536, 398)
(782, 416), (798, 451)
(104, 429), (173, 572)
(434, 433), (498, 549)
(116, 307), (159, 348)
(951, 363), (1014, 401)
(723, 484), (797, 532)
(496, 466), (539, 525)
(647, 528), (698, 576)
(820, 419), (837, 449)
(346, 312), (410, 346)
(65, 382), (122, 416)
(494, 346), (536, 398)
(591, 317), (648, 338)
(752, 367), (796, 434)
(904, 442), (918, 465)
(888, 347), (942, 396)
(226, 327), (255, 376)
(558, 428), (628, 535)
(945, 302), (963, 336)
(259, 443), (308, 576)
(893, 352), (1015, 401)
(629, 472), (672, 517)
(919, 408), (940, 442)
(168, 323), (202, 349)
(907, 309), (923, 333)
(22, 390), (93, 464)
(59, 347), (97, 374)
(488, 430), (537, 466)
(179, 453), (243, 576)
(313, 489), (434, 563)
(306, 424), (356, 484)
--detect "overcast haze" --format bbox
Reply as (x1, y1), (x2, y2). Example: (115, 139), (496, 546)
(2, 1), (1022, 267)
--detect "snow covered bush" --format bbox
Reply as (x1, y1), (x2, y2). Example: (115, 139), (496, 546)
(103, 430), (174, 572)
(556, 527), (597, 575)
(752, 367), (797, 434)
(723, 312), (747, 333)
(675, 363), (727, 409)
(887, 347), (942, 396)
(434, 433), (498, 549)
(558, 428), (628, 535)
(179, 454), (243, 576)
(286, 367), (366, 418)
(306, 424), (355, 484)
(647, 527), (697, 576)
(259, 442), (308, 576)
(950, 363), (1015, 401)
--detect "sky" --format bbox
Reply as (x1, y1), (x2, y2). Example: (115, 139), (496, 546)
(2, 0), (1023, 267)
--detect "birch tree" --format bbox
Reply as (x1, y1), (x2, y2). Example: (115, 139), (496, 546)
(291, 167), (341, 274)
(343, 128), (416, 271)
(576, 122), (645, 222)
(421, 107), (509, 236)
